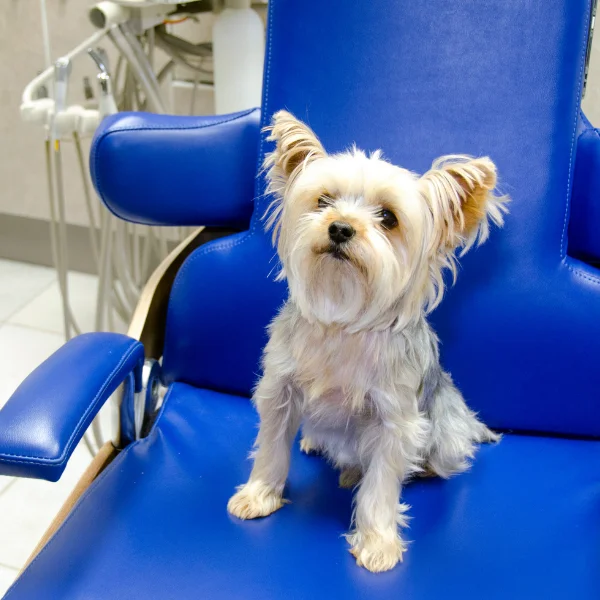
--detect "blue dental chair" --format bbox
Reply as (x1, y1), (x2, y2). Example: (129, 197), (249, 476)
(2, 0), (600, 597)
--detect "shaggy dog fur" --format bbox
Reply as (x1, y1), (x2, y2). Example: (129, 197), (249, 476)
(228, 111), (508, 572)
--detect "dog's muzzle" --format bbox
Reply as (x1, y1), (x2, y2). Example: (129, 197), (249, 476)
(328, 221), (355, 245)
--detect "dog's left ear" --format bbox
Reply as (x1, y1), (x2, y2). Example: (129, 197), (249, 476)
(419, 155), (507, 252)
(266, 110), (326, 181)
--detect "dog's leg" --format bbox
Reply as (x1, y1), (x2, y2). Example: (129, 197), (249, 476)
(422, 369), (500, 478)
(228, 377), (301, 520)
(347, 409), (428, 573)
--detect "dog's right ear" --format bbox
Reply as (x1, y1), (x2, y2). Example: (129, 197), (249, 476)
(265, 110), (326, 181)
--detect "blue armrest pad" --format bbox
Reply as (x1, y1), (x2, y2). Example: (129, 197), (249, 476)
(0, 333), (144, 481)
(90, 108), (261, 228)
(569, 114), (600, 263)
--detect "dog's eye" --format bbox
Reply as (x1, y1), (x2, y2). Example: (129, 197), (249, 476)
(318, 195), (331, 209)
(379, 209), (398, 230)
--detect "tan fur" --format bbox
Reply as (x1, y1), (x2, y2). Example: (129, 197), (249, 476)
(268, 110), (326, 177)
(420, 155), (505, 251)
(229, 112), (507, 573)
(227, 480), (286, 519)
(339, 466), (362, 489)
(348, 528), (406, 572)
(299, 435), (318, 454)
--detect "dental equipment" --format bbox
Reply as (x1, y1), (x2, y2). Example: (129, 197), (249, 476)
(20, 0), (265, 455)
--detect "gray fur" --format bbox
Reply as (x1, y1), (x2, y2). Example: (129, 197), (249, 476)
(227, 111), (506, 573)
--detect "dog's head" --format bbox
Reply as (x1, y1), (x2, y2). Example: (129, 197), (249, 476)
(264, 111), (508, 331)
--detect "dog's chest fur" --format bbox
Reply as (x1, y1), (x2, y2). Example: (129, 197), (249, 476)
(292, 319), (380, 404)
(266, 302), (436, 466)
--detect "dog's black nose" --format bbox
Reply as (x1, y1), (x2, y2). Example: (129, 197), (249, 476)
(328, 221), (355, 244)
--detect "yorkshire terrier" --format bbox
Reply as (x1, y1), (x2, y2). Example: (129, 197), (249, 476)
(228, 111), (508, 573)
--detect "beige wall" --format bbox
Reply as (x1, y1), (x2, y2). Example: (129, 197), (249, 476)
(0, 4), (599, 229)
(0, 1), (99, 225)
(0, 1), (215, 227)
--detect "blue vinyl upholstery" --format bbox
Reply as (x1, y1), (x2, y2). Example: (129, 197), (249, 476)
(0, 333), (143, 481)
(570, 113), (600, 264)
(5, 0), (600, 598)
(90, 108), (261, 227)
(160, 0), (600, 437)
(6, 385), (600, 600)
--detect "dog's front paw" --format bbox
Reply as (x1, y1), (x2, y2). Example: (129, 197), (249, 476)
(227, 481), (285, 520)
(347, 531), (406, 573)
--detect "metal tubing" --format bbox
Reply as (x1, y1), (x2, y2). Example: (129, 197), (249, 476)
(73, 132), (100, 267)
(108, 25), (165, 113)
(23, 29), (109, 105)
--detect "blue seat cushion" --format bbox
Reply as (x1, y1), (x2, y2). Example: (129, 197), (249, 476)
(8, 384), (600, 599)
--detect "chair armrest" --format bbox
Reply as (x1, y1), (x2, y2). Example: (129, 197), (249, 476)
(0, 333), (144, 481)
(569, 114), (600, 264)
(90, 108), (261, 228)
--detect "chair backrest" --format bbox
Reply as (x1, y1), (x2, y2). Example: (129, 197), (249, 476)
(163, 0), (600, 437)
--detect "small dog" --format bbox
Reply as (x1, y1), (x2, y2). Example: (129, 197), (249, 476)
(228, 111), (508, 572)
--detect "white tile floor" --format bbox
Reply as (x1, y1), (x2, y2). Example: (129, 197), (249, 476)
(0, 259), (105, 597)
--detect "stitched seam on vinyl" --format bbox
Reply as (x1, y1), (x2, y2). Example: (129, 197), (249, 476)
(251, 0), (276, 235)
(560, 0), (592, 260)
(0, 342), (141, 465)
(165, 0), (278, 285)
(96, 109), (258, 137)
(95, 107), (257, 140)
(168, 233), (253, 300)
(163, 0), (278, 376)
(92, 108), (260, 221)
(92, 108), (258, 180)
(561, 2), (600, 285)
(3, 384), (178, 600)
(566, 268), (600, 283)
(565, 138), (600, 283)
